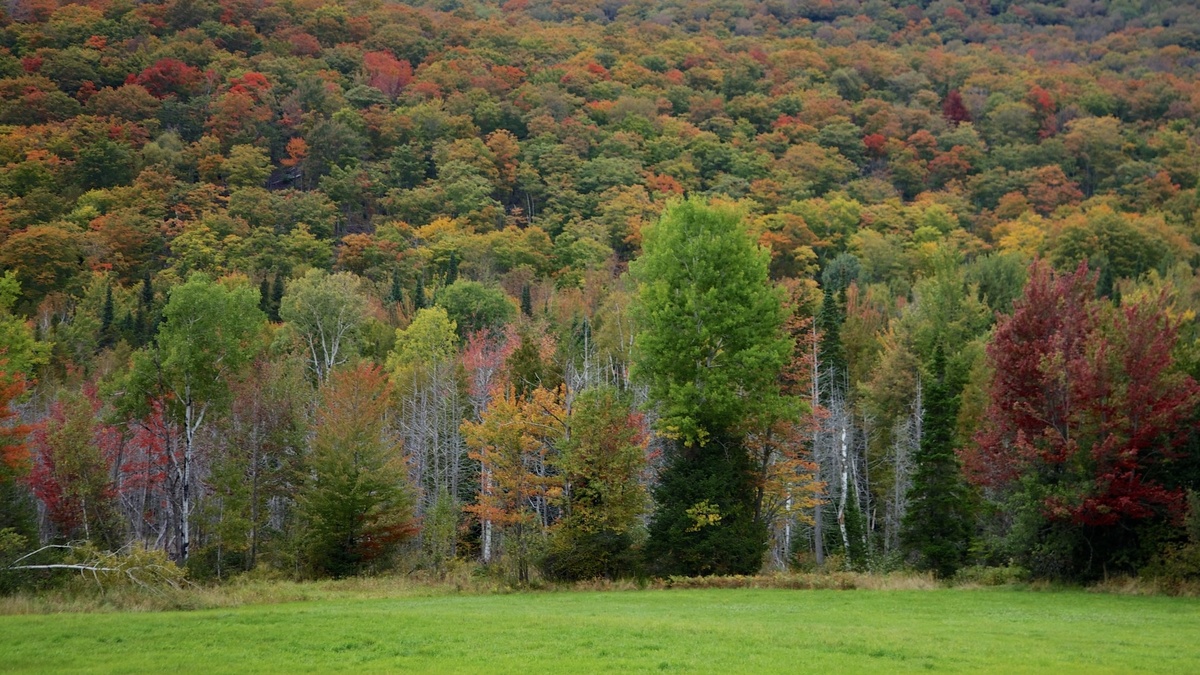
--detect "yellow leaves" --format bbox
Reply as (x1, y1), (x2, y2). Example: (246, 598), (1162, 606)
(685, 500), (722, 532)
(993, 213), (1047, 258)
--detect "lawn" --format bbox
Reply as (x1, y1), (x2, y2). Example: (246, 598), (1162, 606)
(2, 588), (1198, 673)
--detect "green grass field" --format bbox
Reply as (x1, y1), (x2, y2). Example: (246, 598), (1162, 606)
(2, 588), (1198, 673)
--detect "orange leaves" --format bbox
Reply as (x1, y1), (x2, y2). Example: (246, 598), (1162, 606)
(364, 51), (413, 99)
(462, 385), (565, 529)
(281, 137), (308, 168)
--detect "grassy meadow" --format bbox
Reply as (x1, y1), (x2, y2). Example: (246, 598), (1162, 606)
(2, 585), (1199, 673)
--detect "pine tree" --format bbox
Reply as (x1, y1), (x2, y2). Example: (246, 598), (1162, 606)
(901, 348), (972, 578)
(520, 284), (533, 317)
(298, 365), (415, 577)
(269, 274), (284, 322)
(414, 276), (426, 310)
(817, 290), (845, 378)
(100, 284), (115, 347)
(258, 277), (271, 316)
(389, 273), (404, 306)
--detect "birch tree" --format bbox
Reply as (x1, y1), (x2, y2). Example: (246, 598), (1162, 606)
(280, 270), (369, 383)
(124, 274), (265, 562)
(387, 308), (467, 519)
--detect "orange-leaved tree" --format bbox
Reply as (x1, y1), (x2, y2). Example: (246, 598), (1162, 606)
(462, 384), (565, 584)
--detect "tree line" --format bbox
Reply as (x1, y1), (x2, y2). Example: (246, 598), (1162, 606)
(2, 0), (1200, 586)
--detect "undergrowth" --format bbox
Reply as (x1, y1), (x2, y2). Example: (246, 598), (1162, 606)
(4, 566), (1195, 615)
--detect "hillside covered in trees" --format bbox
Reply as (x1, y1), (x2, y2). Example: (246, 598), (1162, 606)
(2, 0), (1200, 587)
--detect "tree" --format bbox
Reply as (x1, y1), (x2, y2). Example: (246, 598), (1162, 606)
(0, 368), (33, 542)
(0, 226), (85, 314)
(900, 350), (972, 578)
(387, 307), (467, 525)
(632, 197), (791, 576)
(631, 197), (790, 444)
(280, 270), (369, 383)
(0, 272), (49, 377)
(28, 390), (119, 546)
(298, 364), (414, 577)
(435, 280), (515, 339)
(543, 386), (648, 581)
(967, 261), (1200, 578)
(462, 384), (565, 584)
(125, 274), (265, 561)
(363, 51), (413, 99)
(202, 357), (308, 575)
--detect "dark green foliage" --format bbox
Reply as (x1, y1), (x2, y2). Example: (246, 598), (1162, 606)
(506, 328), (560, 399)
(413, 276), (426, 310)
(389, 273), (404, 306)
(100, 285), (114, 347)
(520, 284), (533, 317)
(901, 351), (973, 578)
(817, 291), (845, 377)
(258, 277), (271, 318)
(644, 434), (768, 577)
(542, 528), (640, 582)
(269, 274), (284, 323)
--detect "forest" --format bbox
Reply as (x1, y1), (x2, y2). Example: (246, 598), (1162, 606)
(2, 0), (1200, 590)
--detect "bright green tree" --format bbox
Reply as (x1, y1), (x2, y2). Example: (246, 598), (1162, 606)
(632, 197), (790, 576)
(280, 270), (369, 383)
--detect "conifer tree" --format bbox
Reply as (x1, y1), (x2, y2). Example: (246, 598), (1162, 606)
(269, 274), (284, 322)
(901, 348), (972, 578)
(520, 284), (533, 317)
(100, 285), (114, 348)
(414, 276), (426, 310)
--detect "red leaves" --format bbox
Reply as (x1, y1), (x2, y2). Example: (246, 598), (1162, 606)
(128, 58), (202, 99)
(0, 368), (30, 478)
(941, 89), (971, 124)
(968, 260), (1199, 528)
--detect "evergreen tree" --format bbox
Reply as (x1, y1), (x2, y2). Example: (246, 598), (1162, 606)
(901, 349), (972, 578)
(258, 277), (271, 317)
(817, 290), (845, 378)
(100, 284), (114, 347)
(133, 308), (147, 346)
(520, 284), (533, 317)
(389, 273), (404, 306)
(269, 274), (284, 323)
(138, 272), (159, 339)
(414, 276), (426, 310)
(140, 271), (154, 308)
(644, 431), (768, 576)
(298, 364), (414, 577)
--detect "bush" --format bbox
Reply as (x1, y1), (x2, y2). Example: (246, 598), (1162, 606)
(953, 565), (1031, 586)
(0, 528), (32, 595)
(540, 528), (641, 582)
